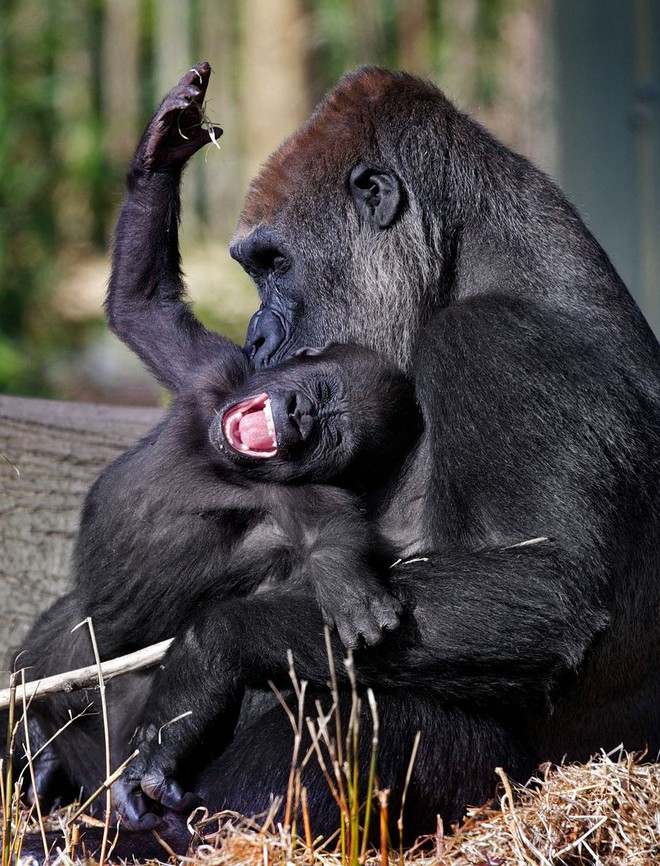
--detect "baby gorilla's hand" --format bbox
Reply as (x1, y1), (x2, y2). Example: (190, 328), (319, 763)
(112, 734), (200, 831)
(319, 581), (402, 649)
(134, 61), (222, 173)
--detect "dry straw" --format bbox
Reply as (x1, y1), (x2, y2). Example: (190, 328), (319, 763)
(188, 750), (660, 866)
(3, 633), (659, 865)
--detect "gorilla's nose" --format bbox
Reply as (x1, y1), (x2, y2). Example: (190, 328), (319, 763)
(245, 307), (286, 368)
(286, 391), (314, 441)
(269, 390), (314, 445)
(290, 406), (314, 441)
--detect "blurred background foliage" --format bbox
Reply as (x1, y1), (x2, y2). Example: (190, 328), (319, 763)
(0, 0), (657, 405)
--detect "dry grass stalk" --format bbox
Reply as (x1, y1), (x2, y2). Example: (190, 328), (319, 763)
(18, 670), (49, 861)
(71, 618), (112, 866)
(3, 745), (660, 865)
(176, 751), (660, 866)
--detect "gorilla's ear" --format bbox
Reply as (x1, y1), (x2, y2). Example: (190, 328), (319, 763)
(349, 164), (402, 230)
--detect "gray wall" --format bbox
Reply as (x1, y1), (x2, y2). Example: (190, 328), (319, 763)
(554, 0), (659, 335)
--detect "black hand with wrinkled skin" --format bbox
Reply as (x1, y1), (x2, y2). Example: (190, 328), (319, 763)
(113, 728), (201, 830)
(134, 61), (222, 174)
(320, 579), (402, 649)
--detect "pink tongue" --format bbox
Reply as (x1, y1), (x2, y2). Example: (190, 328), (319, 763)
(238, 410), (272, 451)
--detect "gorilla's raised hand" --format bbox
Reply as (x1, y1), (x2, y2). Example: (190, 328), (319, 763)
(135, 61), (222, 173)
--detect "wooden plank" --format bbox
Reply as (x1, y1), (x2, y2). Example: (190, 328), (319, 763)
(0, 395), (162, 664)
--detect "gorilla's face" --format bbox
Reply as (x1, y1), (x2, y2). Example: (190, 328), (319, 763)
(230, 69), (451, 373)
(209, 343), (420, 487)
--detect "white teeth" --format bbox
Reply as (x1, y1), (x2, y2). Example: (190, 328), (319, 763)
(264, 398), (276, 444)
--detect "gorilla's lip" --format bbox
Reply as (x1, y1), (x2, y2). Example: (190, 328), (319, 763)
(222, 392), (278, 458)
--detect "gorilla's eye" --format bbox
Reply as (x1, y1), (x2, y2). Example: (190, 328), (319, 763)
(330, 427), (343, 448)
(316, 381), (332, 403)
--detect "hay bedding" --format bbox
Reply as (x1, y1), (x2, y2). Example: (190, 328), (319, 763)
(202, 752), (660, 866)
(435, 752), (660, 866)
(10, 752), (660, 864)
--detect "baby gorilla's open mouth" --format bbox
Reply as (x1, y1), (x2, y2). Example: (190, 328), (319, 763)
(223, 392), (278, 458)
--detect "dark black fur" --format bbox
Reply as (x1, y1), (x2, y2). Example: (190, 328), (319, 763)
(11, 64), (425, 855)
(14, 62), (660, 859)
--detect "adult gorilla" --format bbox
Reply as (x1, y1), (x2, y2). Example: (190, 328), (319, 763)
(24, 64), (660, 856)
(112, 65), (660, 844)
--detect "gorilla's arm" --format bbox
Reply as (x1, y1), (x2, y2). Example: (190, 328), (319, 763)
(146, 543), (604, 704)
(112, 537), (606, 826)
(112, 292), (639, 825)
(293, 493), (403, 648)
(107, 63), (246, 392)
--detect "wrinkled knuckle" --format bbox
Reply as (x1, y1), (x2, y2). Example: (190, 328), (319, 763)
(141, 771), (166, 801)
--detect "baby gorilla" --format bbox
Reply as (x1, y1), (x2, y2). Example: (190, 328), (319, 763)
(13, 63), (421, 829)
(89, 338), (420, 651)
(88, 340), (420, 826)
(15, 340), (419, 827)
(86, 337), (419, 656)
(16, 340), (419, 826)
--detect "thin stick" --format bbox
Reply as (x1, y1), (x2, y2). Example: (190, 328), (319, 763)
(301, 786), (313, 859)
(378, 789), (389, 866)
(1, 453), (20, 478)
(0, 639), (173, 709)
(495, 766), (550, 866)
(73, 618), (111, 866)
(2, 672), (16, 866)
(69, 823), (80, 863)
(360, 689), (379, 863)
(21, 704), (93, 769)
(67, 749), (139, 825)
(398, 730), (421, 865)
(269, 676), (306, 832)
(435, 815), (445, 864)
(304, 717), (342, 808)
(19, 670), (49, 862)
(323, 627), (344, 771)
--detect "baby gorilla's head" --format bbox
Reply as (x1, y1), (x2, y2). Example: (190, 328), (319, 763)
(210, 343), (422, 487)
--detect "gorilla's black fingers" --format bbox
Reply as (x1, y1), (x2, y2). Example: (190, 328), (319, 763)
(337, 592), (402, 648)
(337, 620), (361, 650)
(146, 777), (201, 814)
(112, 751), (161, 830)
(113, 781), (163, 831)
(372, 593), (402, 632)
(177, 61), (212, 96)
(359, 623), (384, 647)
(137, 62), (222, 172)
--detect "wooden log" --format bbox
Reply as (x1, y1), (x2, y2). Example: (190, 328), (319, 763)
(0, 395), (162, 666)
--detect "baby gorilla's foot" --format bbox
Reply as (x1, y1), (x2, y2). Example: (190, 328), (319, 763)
(324, 590), (402, 649)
